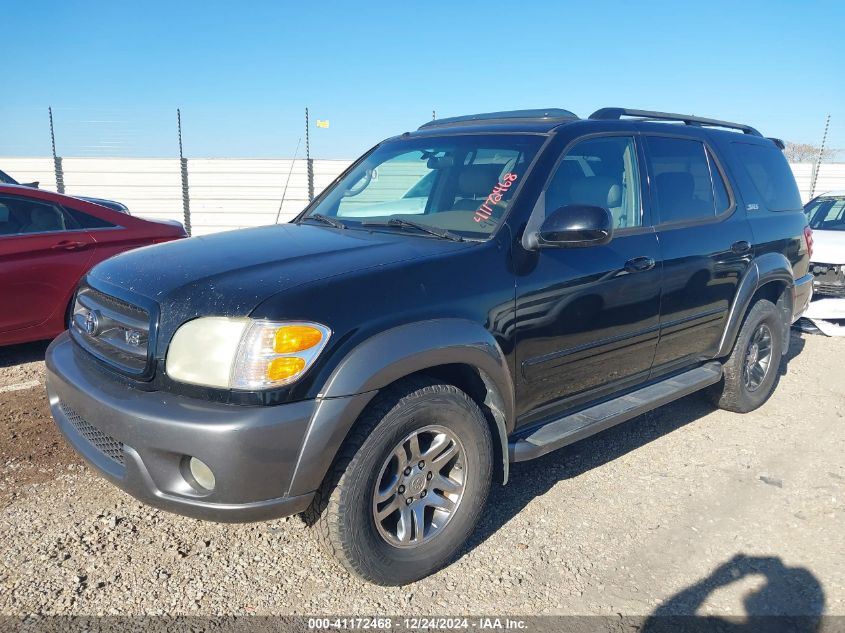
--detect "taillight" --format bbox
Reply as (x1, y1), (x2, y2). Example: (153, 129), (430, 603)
(803, 226), (814, 259)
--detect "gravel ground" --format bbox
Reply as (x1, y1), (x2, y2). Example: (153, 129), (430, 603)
(0, 332), (842, 617)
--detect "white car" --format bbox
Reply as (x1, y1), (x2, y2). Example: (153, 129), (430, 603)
(803, 191), (845, 334)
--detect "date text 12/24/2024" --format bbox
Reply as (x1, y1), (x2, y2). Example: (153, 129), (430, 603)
(308, 618), (528, 630)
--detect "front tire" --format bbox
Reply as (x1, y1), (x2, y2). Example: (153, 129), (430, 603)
(306, 377), (493, 585)
(709, 299), (784, 413)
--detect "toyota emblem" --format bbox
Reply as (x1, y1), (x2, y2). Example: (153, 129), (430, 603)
(83, 311), (101, 337)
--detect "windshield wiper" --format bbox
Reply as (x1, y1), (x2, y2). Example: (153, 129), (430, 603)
(362, 217), (464, 242)
(302, 213), (347, 229)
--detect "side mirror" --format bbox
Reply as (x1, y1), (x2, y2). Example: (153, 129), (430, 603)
(527, 204), (613, 249)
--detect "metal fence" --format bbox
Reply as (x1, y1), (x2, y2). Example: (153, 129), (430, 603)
(1, 156), (844, 235)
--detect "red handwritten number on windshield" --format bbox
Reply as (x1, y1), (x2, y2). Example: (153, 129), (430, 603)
(474, 172), (518, 225)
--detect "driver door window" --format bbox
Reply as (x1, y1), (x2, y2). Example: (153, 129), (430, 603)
(545, 136), (642, 230)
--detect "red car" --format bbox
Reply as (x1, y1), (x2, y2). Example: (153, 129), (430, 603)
(0, 184), (186, 346)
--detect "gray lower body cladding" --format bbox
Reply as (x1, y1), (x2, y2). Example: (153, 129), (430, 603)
(45, 333), (368, 522)
(793, 273), (814, 319)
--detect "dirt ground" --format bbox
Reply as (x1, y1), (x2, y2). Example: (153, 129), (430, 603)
(0, 332), (842, 618)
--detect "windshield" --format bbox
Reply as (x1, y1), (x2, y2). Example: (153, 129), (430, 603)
(805, 197), (845, 231)
(301, 134), (545, 239)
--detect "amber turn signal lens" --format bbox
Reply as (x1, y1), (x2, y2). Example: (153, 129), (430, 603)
(267, 356), (307, 381)
(273, 325), (324, 353)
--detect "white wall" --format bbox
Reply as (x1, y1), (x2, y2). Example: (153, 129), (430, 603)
(187, 159), (349, 235)
(1, 157), (352, 235)
(64, 157), (184, 226)
(2, 157), (57, 190)
(2, 157), (844, 234)
(803, 162), (845, 195)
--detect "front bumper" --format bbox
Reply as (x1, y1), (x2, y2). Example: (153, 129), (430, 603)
(810, 262), (845, 298)
(46, 333), (321, 522)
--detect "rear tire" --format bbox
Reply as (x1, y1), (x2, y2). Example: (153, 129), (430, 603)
(709, 299), (783, 413)
(305, 377), (493, 586)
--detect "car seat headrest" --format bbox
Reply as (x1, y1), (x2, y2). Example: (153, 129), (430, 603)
(458, 165), (503, 197)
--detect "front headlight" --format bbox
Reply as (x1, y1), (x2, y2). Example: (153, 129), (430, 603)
(166, 317), (331, 390)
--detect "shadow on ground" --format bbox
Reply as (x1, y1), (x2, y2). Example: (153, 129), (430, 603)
(465, 330), (808, 555)
(467, 390), (718, 553)
(0, 340), (50, 369)
(642, 554), (824, 632)
(781, 329), (808, 375)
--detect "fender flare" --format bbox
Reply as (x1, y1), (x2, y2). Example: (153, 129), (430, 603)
(717, 253), (794, 358)
(287, 319), (515, 496)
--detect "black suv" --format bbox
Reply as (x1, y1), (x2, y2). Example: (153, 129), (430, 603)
(46, 108), (813, 585)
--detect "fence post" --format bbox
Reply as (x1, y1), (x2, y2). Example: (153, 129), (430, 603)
(48, 107), (65, 194)
(306, 107), (314, 202)
(809, 114), (831, 200)
(177, 109), (192, 236)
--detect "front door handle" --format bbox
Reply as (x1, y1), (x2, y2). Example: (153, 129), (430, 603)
(731, 240), (752, 254)
(624, 256), (656, 273)
(51, 240), (87, 251)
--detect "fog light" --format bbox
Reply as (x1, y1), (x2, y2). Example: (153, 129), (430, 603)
(189, 457), (216, 491)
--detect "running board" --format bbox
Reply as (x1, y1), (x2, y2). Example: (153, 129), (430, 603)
(509, 362), (723, 462)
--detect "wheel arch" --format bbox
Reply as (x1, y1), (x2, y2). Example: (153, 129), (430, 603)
(407, 362), (511, 485)
(717, 253), (794, 358)
(287, 319), (514, 496)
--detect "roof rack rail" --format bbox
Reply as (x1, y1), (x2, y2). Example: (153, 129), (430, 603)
(589, 107), (763, 137)
(419, 108), (577, 130)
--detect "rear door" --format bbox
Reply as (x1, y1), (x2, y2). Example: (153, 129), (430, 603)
(643, 134), (754, 374)
(727, 140), (812, 281)
(513, 134), (662, 424)
(60, 202), (132, 261)
(0, 195), (95, 332)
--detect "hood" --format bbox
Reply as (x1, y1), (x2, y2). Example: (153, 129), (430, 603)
(88, 222), (468, 333)
(811, 229), (845, 265)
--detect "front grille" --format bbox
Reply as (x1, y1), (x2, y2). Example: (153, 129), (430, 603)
(70, 286), (151, 375)
(60, 403), (125, 466)
(814, 282), (845, 297)
(811, 262), (845, 298)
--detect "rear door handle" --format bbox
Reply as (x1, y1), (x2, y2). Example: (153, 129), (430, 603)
(50, 240), (87, 251)
(624, 256), (656, 273)
(731, 240), (752, 254)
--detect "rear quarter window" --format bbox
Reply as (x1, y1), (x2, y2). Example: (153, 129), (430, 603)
(63, 206), (118, 229)
(732, 142), (802, 212)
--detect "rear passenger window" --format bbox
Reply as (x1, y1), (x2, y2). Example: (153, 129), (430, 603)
(732, 142), (803, 211)
(645, 136), (721, 224)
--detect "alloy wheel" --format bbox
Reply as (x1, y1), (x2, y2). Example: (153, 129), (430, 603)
(372, 425), (467, 548)
(743, 322), (773, 392)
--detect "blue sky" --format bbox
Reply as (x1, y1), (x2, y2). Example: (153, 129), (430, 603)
(2, 0), (843, 159)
